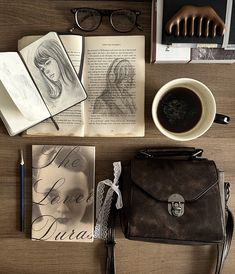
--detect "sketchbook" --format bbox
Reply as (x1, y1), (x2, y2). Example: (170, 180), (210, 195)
(32, 145), (95, 242)
(0, 32), (87, 136)
(18, 34), (145, 137)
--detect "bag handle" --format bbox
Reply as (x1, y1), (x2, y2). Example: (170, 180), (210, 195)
(215, 208), (234, 274)
(215, 182), (234, 274)
(137, 147), (203, 159)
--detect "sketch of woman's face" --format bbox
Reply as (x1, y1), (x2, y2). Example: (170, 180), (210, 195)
(39, 57), (61, 82)
(36, 164), (90, 228)
(117, 75), (134, 92)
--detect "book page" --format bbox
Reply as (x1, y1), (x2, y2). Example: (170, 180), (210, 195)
(19, 32), (86, 117)
(0, 52), (50, 135)
(19, 34), (85, 136)
(82, 36), (145, 137)
(32, 145), (95, 242)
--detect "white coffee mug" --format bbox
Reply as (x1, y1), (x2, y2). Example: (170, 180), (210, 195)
(152, 78), (229, 141)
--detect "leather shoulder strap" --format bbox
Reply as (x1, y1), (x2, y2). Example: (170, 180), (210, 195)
(105, 199), (117, 274)
(215, 182), (234, 274)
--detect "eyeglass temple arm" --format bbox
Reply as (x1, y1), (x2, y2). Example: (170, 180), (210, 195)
(135, 11), (143, 31)
(71, 8), (77, 13)
(70, 9), (77, 32)
(136, 23), (143, 31)
(69, 26), (76, 33)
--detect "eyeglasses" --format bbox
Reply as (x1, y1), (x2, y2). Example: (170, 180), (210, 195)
(70, 8), (142, 33)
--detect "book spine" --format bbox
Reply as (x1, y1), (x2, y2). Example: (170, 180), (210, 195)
(150, 0), (157, 63)
(222, 0), (233, 48)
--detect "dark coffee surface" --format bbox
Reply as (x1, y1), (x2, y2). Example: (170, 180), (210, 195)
(157, 87), (202, 133)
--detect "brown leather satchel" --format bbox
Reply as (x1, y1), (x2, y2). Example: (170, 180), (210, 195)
(120, 147), (233, 274)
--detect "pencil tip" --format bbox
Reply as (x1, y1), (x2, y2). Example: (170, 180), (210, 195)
(20, 149), (24, 165)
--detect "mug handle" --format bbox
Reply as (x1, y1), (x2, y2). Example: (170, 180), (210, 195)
(214, 113), (230, 124)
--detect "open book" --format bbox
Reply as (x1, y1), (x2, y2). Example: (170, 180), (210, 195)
(18, 35), (145, 137)
(0, 32), (87, 136)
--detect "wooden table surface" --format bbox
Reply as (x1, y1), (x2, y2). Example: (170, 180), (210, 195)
(0, 1), (234, 273)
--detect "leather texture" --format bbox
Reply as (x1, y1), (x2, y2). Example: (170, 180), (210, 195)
(118, 148), (233, 274)
(121, 158), (225, 244)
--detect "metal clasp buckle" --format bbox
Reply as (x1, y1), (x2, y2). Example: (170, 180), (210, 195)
(168, 194), (185, 217)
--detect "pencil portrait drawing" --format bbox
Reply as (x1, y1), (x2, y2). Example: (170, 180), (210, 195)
(18, 32), (87, 116)
(34, 39), (78, 101)
(93, 58), (136, 116)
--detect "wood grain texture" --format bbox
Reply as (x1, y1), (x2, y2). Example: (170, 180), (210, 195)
(0, 1), (234, 273)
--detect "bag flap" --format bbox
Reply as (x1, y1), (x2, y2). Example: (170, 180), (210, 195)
(131, 159), (218, 202)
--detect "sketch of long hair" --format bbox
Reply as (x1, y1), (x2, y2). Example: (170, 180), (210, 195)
(106, 58), (135, 92)
(93, 58), (136, 115)
(34, 39), (76, 99)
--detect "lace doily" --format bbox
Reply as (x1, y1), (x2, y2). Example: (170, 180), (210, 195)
(94, 162), (123, 240)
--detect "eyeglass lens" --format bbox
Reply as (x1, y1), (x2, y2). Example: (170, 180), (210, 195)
(75, 8), (101, 31)
(75, 8), (138, 32)
(111, 10), (137, 32)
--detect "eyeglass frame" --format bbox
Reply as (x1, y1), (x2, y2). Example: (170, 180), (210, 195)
(70, 8), (143, 33)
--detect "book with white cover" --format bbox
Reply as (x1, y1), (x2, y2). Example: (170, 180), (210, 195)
(32, 145), (95, 242)
(150, 0), (191, 64)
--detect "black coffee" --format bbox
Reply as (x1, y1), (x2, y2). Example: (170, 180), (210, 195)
(157, 87), (202, 133)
